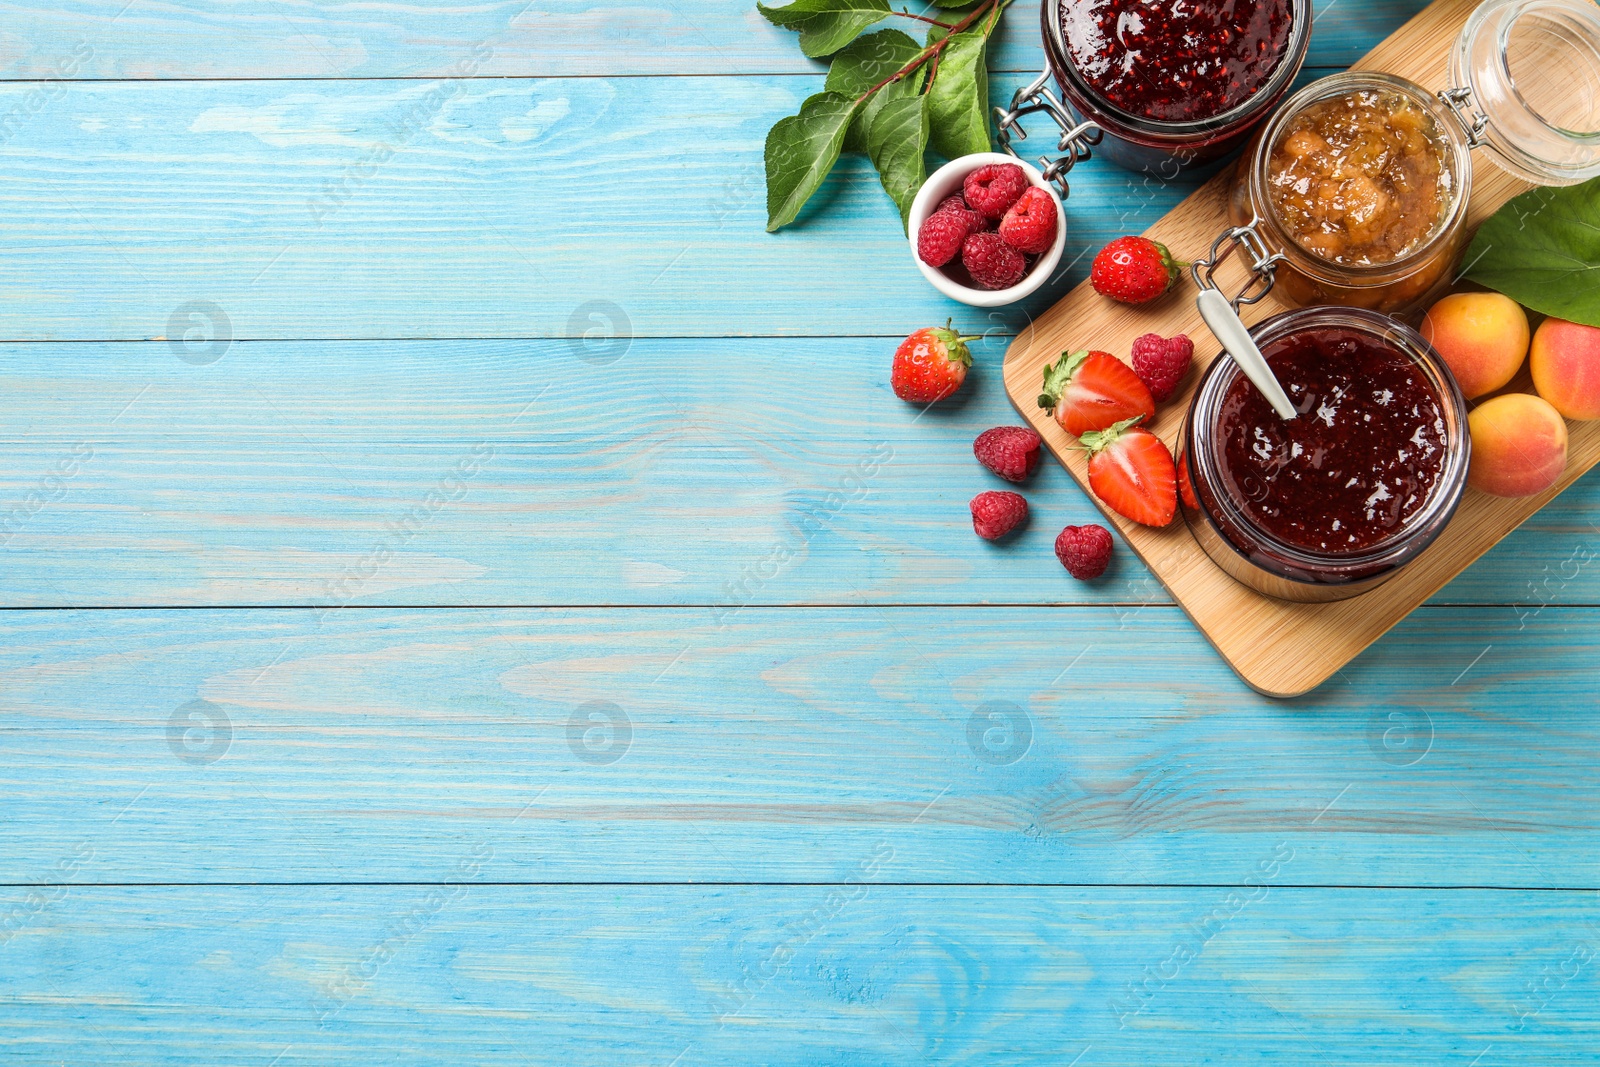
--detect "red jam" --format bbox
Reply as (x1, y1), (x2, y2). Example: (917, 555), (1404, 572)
(1061, 0), (1296, 122)
(1212, 326), (1449, 555)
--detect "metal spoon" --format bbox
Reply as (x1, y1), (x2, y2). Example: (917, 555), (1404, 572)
(1197, 289), (1297, 420)
(1191, 223), (1298, 421)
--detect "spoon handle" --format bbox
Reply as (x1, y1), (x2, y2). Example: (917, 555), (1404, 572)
(1197, 289), (1297, 421)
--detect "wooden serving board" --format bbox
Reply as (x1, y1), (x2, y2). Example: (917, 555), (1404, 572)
(1003, 0), (1600, 697)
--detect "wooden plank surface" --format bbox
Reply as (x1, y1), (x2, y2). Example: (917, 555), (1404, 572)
(1002, 0), (1599, 696)
(1, 338), (1593, 607)
(5, 0), (1598, 1062)
(0, 72), (1043, 340)
(2, 605), (1596, 887)
(3, 886), (1597, 1064)
(0, 0), (1421, 78)
(0, 67), (1407, 344)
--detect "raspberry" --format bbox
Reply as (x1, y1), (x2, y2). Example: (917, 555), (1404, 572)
(935, 195), (983, 236)
(963, 163), (1030, 219)
(961, 232), (1027, 291)
(917, 210), (971, 268)
(970, 491), (1029, 541)
(1130, 332), (1195, 403)
(997, 187), (1059, 255)
(973, 426), (1042, 483)
(1055, 524), (1113, 579)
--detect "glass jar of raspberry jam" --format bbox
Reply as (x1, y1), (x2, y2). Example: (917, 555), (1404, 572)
(1206, 0), (1600, 315)
(994, 0), (1312, 192)
(1181, 308), (1471, 602)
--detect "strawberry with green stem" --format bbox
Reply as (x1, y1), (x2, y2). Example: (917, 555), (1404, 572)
(1037, 349), (1156, 436)
(1090, 237), (1185, 304)
(1080, 416), (1178, 528)
(892, 321), (978, 403)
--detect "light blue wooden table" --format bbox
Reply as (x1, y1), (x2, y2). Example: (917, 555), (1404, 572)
(1, 1), (1597, 1062)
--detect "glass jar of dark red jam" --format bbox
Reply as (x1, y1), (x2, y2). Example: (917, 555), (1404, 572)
(997, 0), (1312, 185)
(1181, 308), (1471, 602)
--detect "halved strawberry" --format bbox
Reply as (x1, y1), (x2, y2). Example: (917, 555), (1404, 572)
(1080, 416), (1177, 527)
(1176, 448), (1198, 512)
(1037, 349), (1156, 436)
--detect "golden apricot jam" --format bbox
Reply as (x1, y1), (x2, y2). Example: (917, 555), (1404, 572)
(1266, 88), (1457, 267)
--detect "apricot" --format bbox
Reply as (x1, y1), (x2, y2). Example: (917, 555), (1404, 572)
(1530, 317), (1600, 421)
(1467, 393), (1568, 498)
(1421, 292), (1530, 400)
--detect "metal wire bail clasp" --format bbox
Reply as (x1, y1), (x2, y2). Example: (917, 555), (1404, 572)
(993, 68), (1101, 199)
(1437, 86), (1489, 148)
(1191, 219), (1285, 312)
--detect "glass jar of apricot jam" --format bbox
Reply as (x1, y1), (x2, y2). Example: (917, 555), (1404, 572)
(1215, 0), (1600, 314)
(1181, 308), (1471, 602)
(995, 0), (1312, 190)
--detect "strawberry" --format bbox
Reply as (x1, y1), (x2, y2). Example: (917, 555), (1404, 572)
(970, 490), (1029, 541)
(891, 322), (975, 403)
(1090, 237), (1183, 304)
(1080, 416), (1177, 527)
(1176, 448), (1198, 511)
(1036, 349), (1156, 436)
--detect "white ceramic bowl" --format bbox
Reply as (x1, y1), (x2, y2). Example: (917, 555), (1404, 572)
(907, 152), (1067, 308)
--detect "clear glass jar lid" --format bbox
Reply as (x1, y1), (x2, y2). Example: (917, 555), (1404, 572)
(1451, 0), (1600, 184)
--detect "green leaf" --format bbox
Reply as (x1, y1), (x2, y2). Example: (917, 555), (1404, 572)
(824, 29), (922, 94)
(757, 0), (892, 58)
(925, 27), (992, 159)
(765, 90), (864, 231)
(825, 29), (926, 152)
(865, 92), (928, 230)
(847, 70), (924, 153)
(1463, 177), (1600, 327)
(922, 3), (988, 45)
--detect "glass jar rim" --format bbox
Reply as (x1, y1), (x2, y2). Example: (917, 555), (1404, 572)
(1187, 307), (1471, 572)
(1452, 0), (1600, 184)
(1043, 0), (1312, 137)
(1247, 72), (1477, 285)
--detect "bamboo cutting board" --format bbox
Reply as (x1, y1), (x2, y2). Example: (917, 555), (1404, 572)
(1003, 0), (1600, 697)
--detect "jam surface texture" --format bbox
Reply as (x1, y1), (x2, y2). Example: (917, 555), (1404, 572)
(1267, 88), (1456, 266)
(1213, 326), (1448, 555)
(1061, 0), (1295, 122)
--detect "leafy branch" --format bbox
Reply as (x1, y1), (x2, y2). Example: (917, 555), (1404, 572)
(760, 0), (1011, 232)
